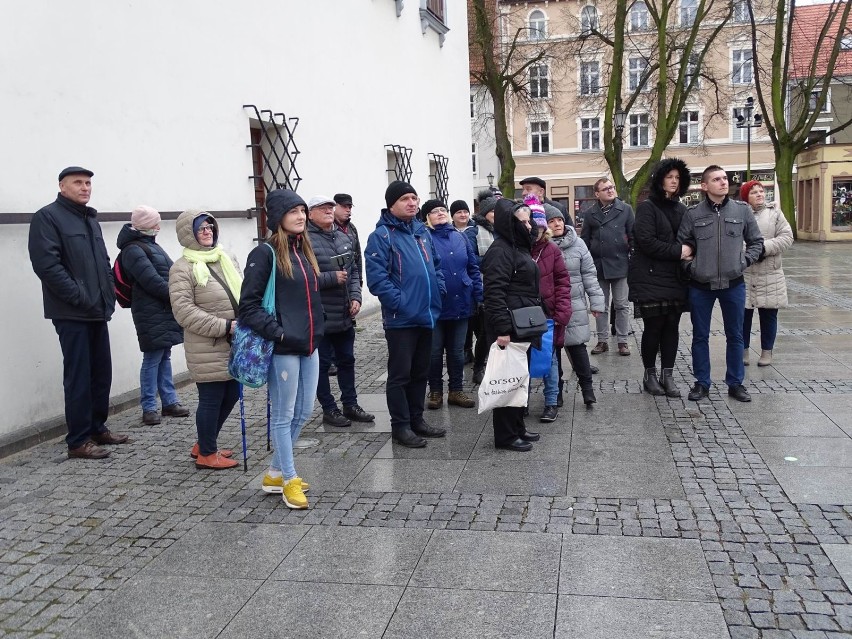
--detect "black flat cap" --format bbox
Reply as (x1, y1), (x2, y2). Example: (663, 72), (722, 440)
(519, 176), (546, 189)
(58, 166), (94, 181)
(333, 193), (353, 206)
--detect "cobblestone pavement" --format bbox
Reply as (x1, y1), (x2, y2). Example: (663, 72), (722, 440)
(1, 242), (851, 638)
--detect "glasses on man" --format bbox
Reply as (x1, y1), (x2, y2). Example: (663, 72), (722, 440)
(597, 185), (616, 193)
(197, 224), (215, 233)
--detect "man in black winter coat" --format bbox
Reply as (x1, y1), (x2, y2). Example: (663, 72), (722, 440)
(307, 196), (375, 427)
(28, 167), (128, 459)
(333, 193), (363, 287)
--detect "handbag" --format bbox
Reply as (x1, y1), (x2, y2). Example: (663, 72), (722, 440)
(228, 244), (277, 388)
(529, 319), (555, 378)
(477, 342), (531, 413)
(509, 305), (548, 341)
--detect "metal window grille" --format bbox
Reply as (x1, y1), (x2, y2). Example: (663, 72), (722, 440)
(428, 153), (449, 201)
(386, 144), (413, 183)
(244, 104), (302, 235)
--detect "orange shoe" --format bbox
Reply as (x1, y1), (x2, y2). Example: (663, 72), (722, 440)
(195, 452), (238, 470)
(190, 442), (233, 459)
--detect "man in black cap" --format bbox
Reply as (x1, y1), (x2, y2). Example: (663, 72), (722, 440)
(519, 176), (574, 226)
(365, 181), (446, 447)
(28, 167), (128, 459)
(333, 193), (362, 287)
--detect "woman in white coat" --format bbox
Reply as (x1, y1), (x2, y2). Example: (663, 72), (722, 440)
(740, 180), (794, 367)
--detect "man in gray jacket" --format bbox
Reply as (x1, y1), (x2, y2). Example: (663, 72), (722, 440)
(678, 165), (764, 403)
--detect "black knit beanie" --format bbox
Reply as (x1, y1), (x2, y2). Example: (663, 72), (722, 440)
(418, 199), (446, 222)
(385, 180), (418, 209)
(450, 199), (470, 215)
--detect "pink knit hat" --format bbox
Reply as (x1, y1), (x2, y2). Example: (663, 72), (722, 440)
(131, 205), (161, 230)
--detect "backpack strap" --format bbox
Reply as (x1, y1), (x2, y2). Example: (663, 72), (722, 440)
(119, 240), (155, 278)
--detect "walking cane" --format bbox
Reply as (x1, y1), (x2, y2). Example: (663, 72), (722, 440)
(239, 383), (248, 472)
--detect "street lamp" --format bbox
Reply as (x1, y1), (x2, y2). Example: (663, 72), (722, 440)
(614, 108), (627, 136)
(613, 108), (627, 192)
(487, 172), (494, 187)
(736, 96), (763, 181)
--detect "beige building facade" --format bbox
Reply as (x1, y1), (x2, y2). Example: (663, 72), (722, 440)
(496, 0), (777, 220)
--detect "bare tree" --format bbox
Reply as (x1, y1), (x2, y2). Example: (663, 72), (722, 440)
(469, 0), (569, 195)
(572, 0), (734, 206)
(748, 0), (852, 234)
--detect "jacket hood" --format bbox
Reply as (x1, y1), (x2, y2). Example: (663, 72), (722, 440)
(554, 224), (579, 248)
(176, 209), (218, 250)
(117, 222), (155, 249)
(493, 199), (532, 251)
(266, 189), (307, 234)
(472, 213), (495, 232)
(649, 158), (691, 200)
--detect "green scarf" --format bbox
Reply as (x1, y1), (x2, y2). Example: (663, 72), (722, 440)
(182, 246), (243, 302)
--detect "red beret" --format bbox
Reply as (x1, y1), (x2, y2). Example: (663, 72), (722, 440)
(739, 180), (761, 202)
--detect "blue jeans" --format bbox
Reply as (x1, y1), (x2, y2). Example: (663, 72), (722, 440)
(429, 319), (468, 393)
(688, 283), (746, 388)
(140, 348), (180, 412)
(743, 308), (778, 351)
(196, 380), (240, 456)
(268, 351), (319, 480)
(317, 328), (357, 412)
(542, 349), (559, 406)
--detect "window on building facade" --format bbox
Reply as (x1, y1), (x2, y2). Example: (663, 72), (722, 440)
(809, 89), (831, 113)
(386, 144), (414, 184)
(580, 61), (600, 95)
(629, 1), (650, 31)
(808, 129), (830, 146)
(732, 49), (753, 85)
(684, 53), (701, 88)
(680, 0), (697, 26)
(580, 5), (599, 33)
(428, 152), (450, 201)
(629, 113), (649, 147)
(581, 117), (601, 150)
(530, 64), (549, 99)
(470, 94), (475, 119)
(679, 111), (700, 143)
(531, 120), (550, 153)
(529, 10), (547, 40)
(628, 57), (649, 92)
(732, 107), (747, 142)
(842, 33), (852, 50)
(732, 0), (749, 22)
(471, 143), (478, 175)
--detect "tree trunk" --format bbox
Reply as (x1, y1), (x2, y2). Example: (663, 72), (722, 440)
(491, 91), (516, 197)
(774, 148), (797, 240)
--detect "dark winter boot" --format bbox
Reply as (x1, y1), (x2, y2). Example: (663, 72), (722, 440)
(643, 368), (665, 396)
(660, 368), (681, 398)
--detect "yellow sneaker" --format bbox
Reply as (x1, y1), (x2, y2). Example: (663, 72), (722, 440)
(282, 477), (308, 509)
(262, 473), (309, 494)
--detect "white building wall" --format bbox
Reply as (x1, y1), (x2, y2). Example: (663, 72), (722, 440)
(0, 0), (471, 439)
(471, 85), (502, 203)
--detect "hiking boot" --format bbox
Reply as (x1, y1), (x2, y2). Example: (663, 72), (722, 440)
(142, 410), (161, 425)
(392, 429), (427, 448)
(190, 442), (232, 459)
(323, 409), (351, 427)
(343, 404), (375, 422)
(195, 452), (238, 470)
(162, 403), (190, 417)
(688, 383), (709, 401)
(426, 392), (443, 410)
(591, 341), (608, 355)
(91, 430), (129, 445)
(660, 368), (681, 398)
(540, 406), (558, 422)
(68, 441), (110, 459)
(262, 473), (309, 494)
(643, 368), (665, 396)
(757, 350), (773, 367)
(618, 343), (631, 356)
(447, 391), (475, 408)
(282, 477), (308, 509)
(472, 368), (485, 385)
(411, 419), (446, 438)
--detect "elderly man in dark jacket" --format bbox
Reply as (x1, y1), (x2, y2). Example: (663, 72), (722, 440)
(28, 167), (128, 459)
(581, 178), (635, 356)
(117, 205), (189, 426)
(307, 196), (374, 427)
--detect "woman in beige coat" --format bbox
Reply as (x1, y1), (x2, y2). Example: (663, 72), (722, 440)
(740, 181), (794, 367)
(169, 210), (243, 469)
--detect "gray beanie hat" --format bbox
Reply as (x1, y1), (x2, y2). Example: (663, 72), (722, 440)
(543, 203), (564, 222)
(479, 196), (498, 217)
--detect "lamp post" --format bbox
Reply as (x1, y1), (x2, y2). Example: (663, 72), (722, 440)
(613, 107), (627, 193)
(736, 96), (763, 181)
(487, 172), (494, 187)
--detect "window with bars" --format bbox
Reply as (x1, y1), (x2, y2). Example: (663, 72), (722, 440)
(429, 153), (450, 201)
(244, 104), (302, 238)
(386, 144), (413, 184)
(581, 117), (601, 150)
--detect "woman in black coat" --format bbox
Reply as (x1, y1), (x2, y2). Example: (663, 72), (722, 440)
(628, 158), (692, 397)
(117, 206), (187, 425)
(481, 198), (542, 452)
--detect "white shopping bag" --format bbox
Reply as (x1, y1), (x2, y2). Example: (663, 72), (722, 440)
(477, 342), (531, 414)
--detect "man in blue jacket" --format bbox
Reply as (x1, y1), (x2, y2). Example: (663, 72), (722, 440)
(28, 167), (129, 459)
(365, 181), (446, 447)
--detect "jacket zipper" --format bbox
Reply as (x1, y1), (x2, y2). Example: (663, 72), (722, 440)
(716, 210), (721, 284)
(415, 236), (433, 326)
(294, 250), (314, 354)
